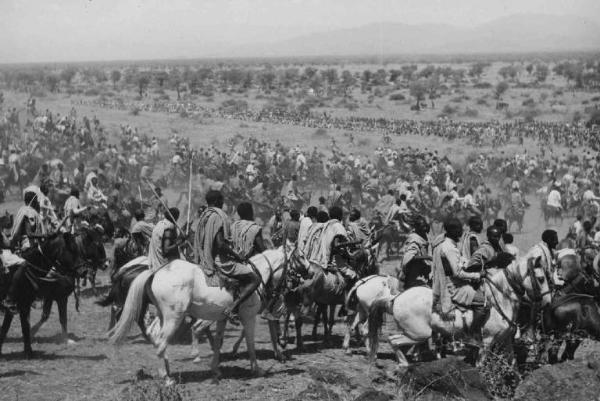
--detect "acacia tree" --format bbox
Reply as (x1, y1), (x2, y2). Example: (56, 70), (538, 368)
(409, 79), (427, 110)
(137, 73), (151, 97)
(494, 81), (509, 108)
(110, 70), (121, 89)
(535, 63), (549, 83)
(60, 68), (77, 86)
(340, 70), (356, 97)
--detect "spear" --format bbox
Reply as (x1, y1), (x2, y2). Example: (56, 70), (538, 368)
(186, 157), (193, 235)
(142, 178), (193, 250)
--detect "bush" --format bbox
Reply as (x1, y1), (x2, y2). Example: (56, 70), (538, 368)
(476, 98), (489, 106)
(522, 98), (535, 107)
(119, 376), (187, 401)
(591, 96), (600, 102)
(553, 89), (563, 97)
(473, 82), (493, 89)
(441, 104), (458, 115)
(582, 100), (590, 105)
(464, 107), (479, 117)
(313, 128), (328, 137)
(357, 138), (371, 146)
(130, 106), (141, 116)
(389, 93), (406, 101)
(521, 108), (541, 122)
(179, 109), (188, 118)
(102, 91), (116, 97)
(479, 350), (522, 399)
(84, 87), (101, 96)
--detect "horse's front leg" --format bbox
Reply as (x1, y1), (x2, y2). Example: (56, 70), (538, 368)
(343, 312), (359, 355)
(19, 306), (33, 358)
(267, 320), (286, 361)
(240, 307), (264, 376)
(31, 297), (53, 337)
(57, 297), (75, 344)
(0, 311), (14, 356)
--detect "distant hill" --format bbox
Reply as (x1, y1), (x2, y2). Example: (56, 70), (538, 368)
(225, 14), (600, 58)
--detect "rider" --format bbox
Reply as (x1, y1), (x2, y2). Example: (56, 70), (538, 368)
(346, 208), (370, 244)
(399, 216), (431, 289)
(524, 229), (559, 288)
(130, 210), (154, 254)
(575, 220), (594, 250)
(432, 217), (487, 349)
(546, 184), (562, 213)
(193, 190), (261, 323)
(63, 187), (88, 233)
(510, 186), (525, 216)
(231, 202), (267, 259)
(2, 191), (46, 314)
(39, 182), (59, 232)
(148, 207), (181, 272)
(297, 206), (317, 247)
(319, 206), (357, 285)
(459, 216), (483, 260)
(465, 226), (507, 272)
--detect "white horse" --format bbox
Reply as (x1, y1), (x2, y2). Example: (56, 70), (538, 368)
(367, 257), (553, 366)
(343, 274), (401, 355)
(108, 247), (290, 383)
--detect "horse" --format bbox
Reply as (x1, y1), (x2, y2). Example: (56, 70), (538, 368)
(0, 233), (90, 357)
(30, 227), (106, 337)
(541, 251), (600, 364)
(287, 245), (376, 349)
(505, 206), (525, 233)
(543, 203), (563, 225)
(343, 274), (401, 355)
(108, 247), (291, 383)
(367, 256), (552, 367)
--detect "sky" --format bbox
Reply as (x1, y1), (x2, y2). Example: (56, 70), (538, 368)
(1, 0), (599, 63)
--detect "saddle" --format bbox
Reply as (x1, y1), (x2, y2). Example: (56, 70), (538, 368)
(550, 292), (595, 312)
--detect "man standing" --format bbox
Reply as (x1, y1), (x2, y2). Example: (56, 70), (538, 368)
(148, 208), (181, 273)
(231, 202), (267, 259)
(194, 190), (260, 322)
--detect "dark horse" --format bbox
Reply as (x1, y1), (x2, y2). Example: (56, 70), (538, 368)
(30, 227), (106, 338)
(0, 233), (91, 357)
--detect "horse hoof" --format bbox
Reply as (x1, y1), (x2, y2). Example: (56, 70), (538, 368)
(344, 348), (352, 356)
(192, 356), (203, 364)
(164, 377), (176, 387)
(24, 351), (34, 359)
(211, 369), (222, 383)
(253, 367), (266, 377)
(66, 339), (76, 345)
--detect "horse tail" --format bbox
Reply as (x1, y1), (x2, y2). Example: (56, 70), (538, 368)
(108, 269), (152, 344)
(367, 296), (390, 363)
(95, 284), (116, 307)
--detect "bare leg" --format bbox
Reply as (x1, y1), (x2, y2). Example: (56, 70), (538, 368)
(231, 328), (245, 357)
(343, 312), (360, 354)
(268, 320), (285, 361)
(210, 320), (227, 382)
(239, 307), (263, 376)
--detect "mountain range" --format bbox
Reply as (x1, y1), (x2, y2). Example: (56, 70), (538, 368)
(221, 14), (600, 58)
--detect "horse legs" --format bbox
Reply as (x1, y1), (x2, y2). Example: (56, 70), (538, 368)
(561, 338), (581, 362)
(324, 304), (336, 345)
(239, 310), (263, 376)
(137, 301), (150, 342)
(388, 333), (423, 367)
(267, 320), (286, 361)
(152, 310), (185, 384)
(19, 307), (33, 358)
(0, 312), (14, 356)
(231, 328), (245, 357)
(57, 297), (74, 344)
(31, 297), (53, 337)
(295, 309), (304, 352)
(210, 320), (227, 382)
(343, 312), (360, 354)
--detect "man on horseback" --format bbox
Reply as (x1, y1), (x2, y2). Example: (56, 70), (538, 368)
(525, 230), (559, 287)
(193, 190), (261, 323)
(231, 202), (267, 259)
(2, 191), (45, 313)
(63, 187), (87, 233)
(318, 206), (358, 286)
(458, 216), (482, 260)
(398, 216), (431, 289)
(432, 217), (487, 349)
(346, 208), (369, 244)
(465, 226), (506, 272)
(148, 208), (182, 272)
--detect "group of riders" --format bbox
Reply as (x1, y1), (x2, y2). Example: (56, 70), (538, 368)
(1, 98), (600, 368)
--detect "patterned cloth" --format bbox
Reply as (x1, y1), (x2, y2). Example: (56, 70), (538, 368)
(231, 219), (262, 259)
(10, 205), (45, 252)
(193, 207), (230, 274)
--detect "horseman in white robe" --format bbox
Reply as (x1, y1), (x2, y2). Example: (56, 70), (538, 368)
(84, 172), (107, 207)
(524, 229), (560, 287)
